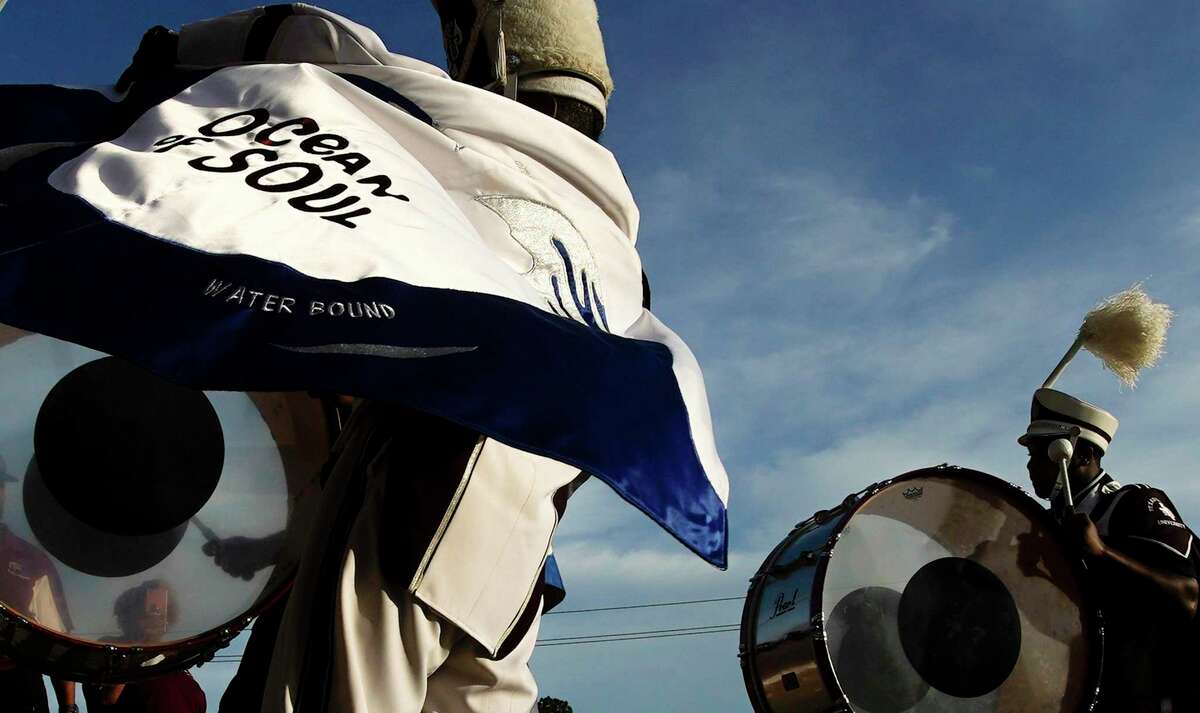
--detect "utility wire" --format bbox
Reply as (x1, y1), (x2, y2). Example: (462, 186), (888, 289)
(537, 627), (740, 647)
(538, 622), (740, 643)
(544, 595), (744, 615)
(197, 597), (749, 663)
(206, 629), (743, 659)
(205, 622), (743, 661)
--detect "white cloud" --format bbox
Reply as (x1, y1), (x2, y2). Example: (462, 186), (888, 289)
(638, 167), (956, 311)
(764, 176), (954, 285)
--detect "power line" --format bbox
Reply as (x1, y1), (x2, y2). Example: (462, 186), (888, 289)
(538, 622), (740, 643)
(537, 627), (740, 647)
(544, 595), (744, 615)
(195, 596), (750, 663)
(202, 623), (744, 661)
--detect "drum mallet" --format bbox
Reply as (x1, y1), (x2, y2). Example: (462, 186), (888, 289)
(1047, 432), (1078, 511)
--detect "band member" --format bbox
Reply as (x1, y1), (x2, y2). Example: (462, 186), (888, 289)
(1021, 389), (1198, 711)
(139, 3), (624, 711)
(1017, 288), (1197, 711)
(0, 458), (77, 713)
(83, 580), (206, 713)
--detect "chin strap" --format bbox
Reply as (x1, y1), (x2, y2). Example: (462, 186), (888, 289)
(453, 1), (508, 91)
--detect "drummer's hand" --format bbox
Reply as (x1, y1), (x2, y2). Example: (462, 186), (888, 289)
(1066, 512), (1107, 559)
(202, 536), (273, 581)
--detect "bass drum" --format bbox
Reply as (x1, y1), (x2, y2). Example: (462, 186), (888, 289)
(740, 465), (1102, 713)
(0, 323), (335, 682)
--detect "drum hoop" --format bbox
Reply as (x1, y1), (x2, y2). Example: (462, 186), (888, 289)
(739, 518), (821, 712)
(743, 464), (1105, 712)
(0, 576), (294, 682)
(740, 490), (859, 712)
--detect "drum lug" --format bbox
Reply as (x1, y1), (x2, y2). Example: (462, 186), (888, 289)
(810, 612), (825, 641)
(196, 626), (239, 669)
(104, 645), (126, 676)
(218, 626), (235, 645)
(766, 546), (829, 577)
(796, 549), (824, 566)
(809, 508), (835, 526)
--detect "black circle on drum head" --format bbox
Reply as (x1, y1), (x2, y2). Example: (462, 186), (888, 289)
(898, 556), (1021, 698)
(33, 357), (224, 536)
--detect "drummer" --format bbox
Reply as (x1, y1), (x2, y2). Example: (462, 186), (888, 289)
(1019, 388), (1199, 712)
(0, 457), (77, 713)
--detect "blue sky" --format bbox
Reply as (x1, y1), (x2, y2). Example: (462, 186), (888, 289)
(6, 2), (1200, 711)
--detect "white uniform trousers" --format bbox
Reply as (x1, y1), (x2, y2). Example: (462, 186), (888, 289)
(332, 581), (540, 713)
(329, 471), (540, 713)
(265, 403), (553, 713)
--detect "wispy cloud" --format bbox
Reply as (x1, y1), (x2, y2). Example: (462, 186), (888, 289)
(639, 167), (955, 310)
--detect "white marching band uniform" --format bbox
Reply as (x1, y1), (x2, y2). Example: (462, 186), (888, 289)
(0, 5), (730, 712)
(165, 8), (648, 711)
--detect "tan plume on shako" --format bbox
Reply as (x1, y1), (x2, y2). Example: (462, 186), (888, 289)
(1042, 284), (1173, 389)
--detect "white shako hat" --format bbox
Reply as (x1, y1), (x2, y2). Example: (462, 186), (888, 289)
(1018, 388), (1119, 455)
(1017, 285), (1171, 456)
(431, 0), (614, 132)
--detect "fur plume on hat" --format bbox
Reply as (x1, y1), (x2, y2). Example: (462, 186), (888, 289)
(1043, 283), (1172, 389)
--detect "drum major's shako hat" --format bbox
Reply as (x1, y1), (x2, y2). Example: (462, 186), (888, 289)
(1018, 284), (1171, 455)
(1018, 388), (1118, 455)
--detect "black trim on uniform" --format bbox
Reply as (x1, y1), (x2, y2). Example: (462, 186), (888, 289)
(1031, 401), (1113, 443)
(244, 5), (297, 62)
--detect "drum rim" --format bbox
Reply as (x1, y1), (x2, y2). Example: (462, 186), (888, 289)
(741, 463), (1105, 713)
(739, 489), (856, 712)
(0, 572), (294, 682)
(0, 330), (337, 682)
(739, 518), (820, 712)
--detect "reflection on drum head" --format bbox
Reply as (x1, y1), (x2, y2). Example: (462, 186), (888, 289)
(24, 456), (187, 577)
(827, 586), (928, 712)
(0, 328), (310, 652)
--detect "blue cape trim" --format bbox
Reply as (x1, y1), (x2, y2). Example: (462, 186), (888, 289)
(543, 554), (566, 612)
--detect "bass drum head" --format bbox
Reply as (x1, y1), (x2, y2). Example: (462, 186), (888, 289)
(820, 467), (1098, 712)
(0, 324), (331, 679)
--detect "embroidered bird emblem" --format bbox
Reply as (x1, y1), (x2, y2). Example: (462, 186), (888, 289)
(476, 195), (610, 332)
